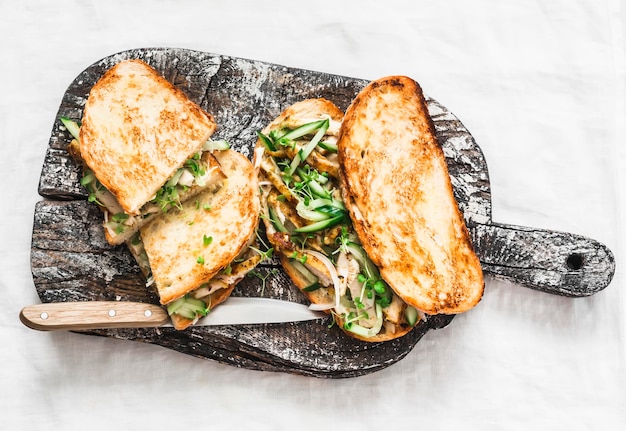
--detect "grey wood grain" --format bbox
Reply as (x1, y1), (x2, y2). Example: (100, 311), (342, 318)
(30, 47), (615, 378)
(471, 222), (614, 297)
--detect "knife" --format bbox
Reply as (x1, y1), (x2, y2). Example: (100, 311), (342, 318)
(20, 297), (326, 331)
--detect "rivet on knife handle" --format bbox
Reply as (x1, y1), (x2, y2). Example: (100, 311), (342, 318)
(19, 301), (169, 331)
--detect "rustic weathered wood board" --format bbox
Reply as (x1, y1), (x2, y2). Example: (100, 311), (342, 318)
(31, 48), (615, 378)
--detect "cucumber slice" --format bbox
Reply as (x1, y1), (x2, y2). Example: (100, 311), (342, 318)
(183, 297), (207, 309)
(294, 214), (345, 233)
(268, 205), (289, 233)
(296, 119), (329, 161)
(203, 139), (231, 151)
(166, 297), (186, 315)
(60, 117), (81, 140)
(257, 131), (277, 151)
(314, 205), (345, 218)
(287, 120), (329, 175)
(405, 306), (419, 326)
(308, 179), (332, 199)
(302, 282), (321, 292)
(167, 296), (208, 319)
(296, 199), (346, 222)
(302, 198), (345, 216)
(287, 259), (320, 292)
(278, 119), (327, 142)
(318, 140), (337, 153)
(175, 305), (198, 320)
(296, 201), (330, 222)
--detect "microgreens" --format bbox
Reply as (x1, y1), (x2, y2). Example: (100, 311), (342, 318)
(110, 212), (129, 223)
(290, 251), (307, 264)
(248, 269), (279, 296)
(151, 154), (209, 212)
(249, 246), (274, 262)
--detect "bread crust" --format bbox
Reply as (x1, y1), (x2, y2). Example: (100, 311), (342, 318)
(338, 76), (484, 314)
(79, 59), (217, 215)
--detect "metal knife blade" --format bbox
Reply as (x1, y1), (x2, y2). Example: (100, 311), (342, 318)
(19, 297), (325, 331)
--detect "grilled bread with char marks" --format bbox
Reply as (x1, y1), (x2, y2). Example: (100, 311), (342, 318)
(79, 59), (218, 216)
(338, 76), (484, 315)
(140, 149), (260, 306)
(125, 149), (262, 330)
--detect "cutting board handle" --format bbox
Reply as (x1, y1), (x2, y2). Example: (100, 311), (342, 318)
(471, 222), (615, 296)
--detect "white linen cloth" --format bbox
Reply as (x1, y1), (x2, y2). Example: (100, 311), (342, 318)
(1, 0), (624, 429)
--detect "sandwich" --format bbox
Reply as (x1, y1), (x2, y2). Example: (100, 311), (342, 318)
(64, 59), (228, 245)
(338, 76), (484, 316)
(61, 59), (262, 329)
(254, 77), (484, 341)
(254, 99), (419, 341)
(127, 149), (261, 330)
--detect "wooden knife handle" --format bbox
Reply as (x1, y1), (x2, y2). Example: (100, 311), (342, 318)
(20, 301), (170, 331)
(471, 222), (615, 297)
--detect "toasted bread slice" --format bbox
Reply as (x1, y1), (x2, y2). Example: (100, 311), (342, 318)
(126, 222), (262, 330)
(79, 59), (218, 216)
(140, 149), (260, 305)
(338, 76), (484, 314)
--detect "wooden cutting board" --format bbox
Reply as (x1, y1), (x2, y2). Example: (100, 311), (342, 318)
(31, 47), (615, 378)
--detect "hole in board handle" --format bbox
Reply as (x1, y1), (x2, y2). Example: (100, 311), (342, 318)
(566, 253), (584, 270)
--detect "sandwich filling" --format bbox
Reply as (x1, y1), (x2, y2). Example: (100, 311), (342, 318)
(63, 117), (263, 330)
(127, 231), (262, 326)
(63, 117), (227, 244)
(257, 110), (421, 340)
(337, 76), (484, 315)
(127, 148), (262, 330)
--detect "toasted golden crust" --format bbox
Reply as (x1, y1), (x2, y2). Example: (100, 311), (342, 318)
(79, 59), (217, 215)
(140, 149), (260, 305)
(338, 76), (484, 314)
